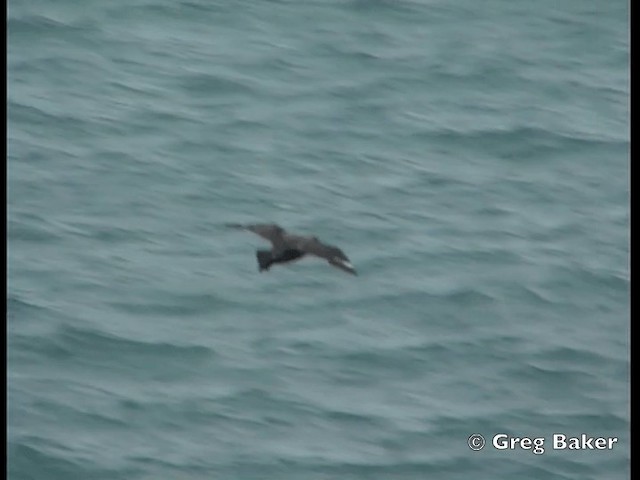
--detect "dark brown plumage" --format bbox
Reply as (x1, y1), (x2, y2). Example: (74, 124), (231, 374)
(226, 223), (357, 275)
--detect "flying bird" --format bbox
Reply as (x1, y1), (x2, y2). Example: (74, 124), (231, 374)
(226, 223), (357, 275)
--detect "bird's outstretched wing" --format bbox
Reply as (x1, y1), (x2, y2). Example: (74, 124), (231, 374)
(288, 235), (357, 275)
(226, 223), (287, 248)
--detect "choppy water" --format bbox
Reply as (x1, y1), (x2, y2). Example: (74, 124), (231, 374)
(8, 0), (629, 479)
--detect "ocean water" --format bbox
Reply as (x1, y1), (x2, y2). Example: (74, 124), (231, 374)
(7, 0), (629, 479)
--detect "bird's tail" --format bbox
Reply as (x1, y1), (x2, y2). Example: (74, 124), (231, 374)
(256, 250), (273, 272)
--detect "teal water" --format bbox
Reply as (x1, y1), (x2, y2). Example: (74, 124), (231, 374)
(8, 0), (629, 479)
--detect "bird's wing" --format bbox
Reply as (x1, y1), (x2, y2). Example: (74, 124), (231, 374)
(287, 235), (357, 275)
(226, 223), (286, 248)
(289, 236), (341, 258)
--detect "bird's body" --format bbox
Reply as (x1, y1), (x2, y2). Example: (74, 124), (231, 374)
(227, 223), (357, 275)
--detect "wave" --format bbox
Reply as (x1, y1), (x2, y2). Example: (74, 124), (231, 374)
(11, 324), (214, 366)
(8, 442), (122, 480)
(8, 13), (98, 36)
(403, 125), (627, 158)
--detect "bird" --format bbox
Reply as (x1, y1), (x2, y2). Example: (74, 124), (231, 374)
(226, 223), (357, 275)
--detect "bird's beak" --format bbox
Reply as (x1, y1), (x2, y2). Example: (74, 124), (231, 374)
(331, 259), (358, 276)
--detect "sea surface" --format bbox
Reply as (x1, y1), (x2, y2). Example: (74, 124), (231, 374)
(7, 0), (629, 479)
